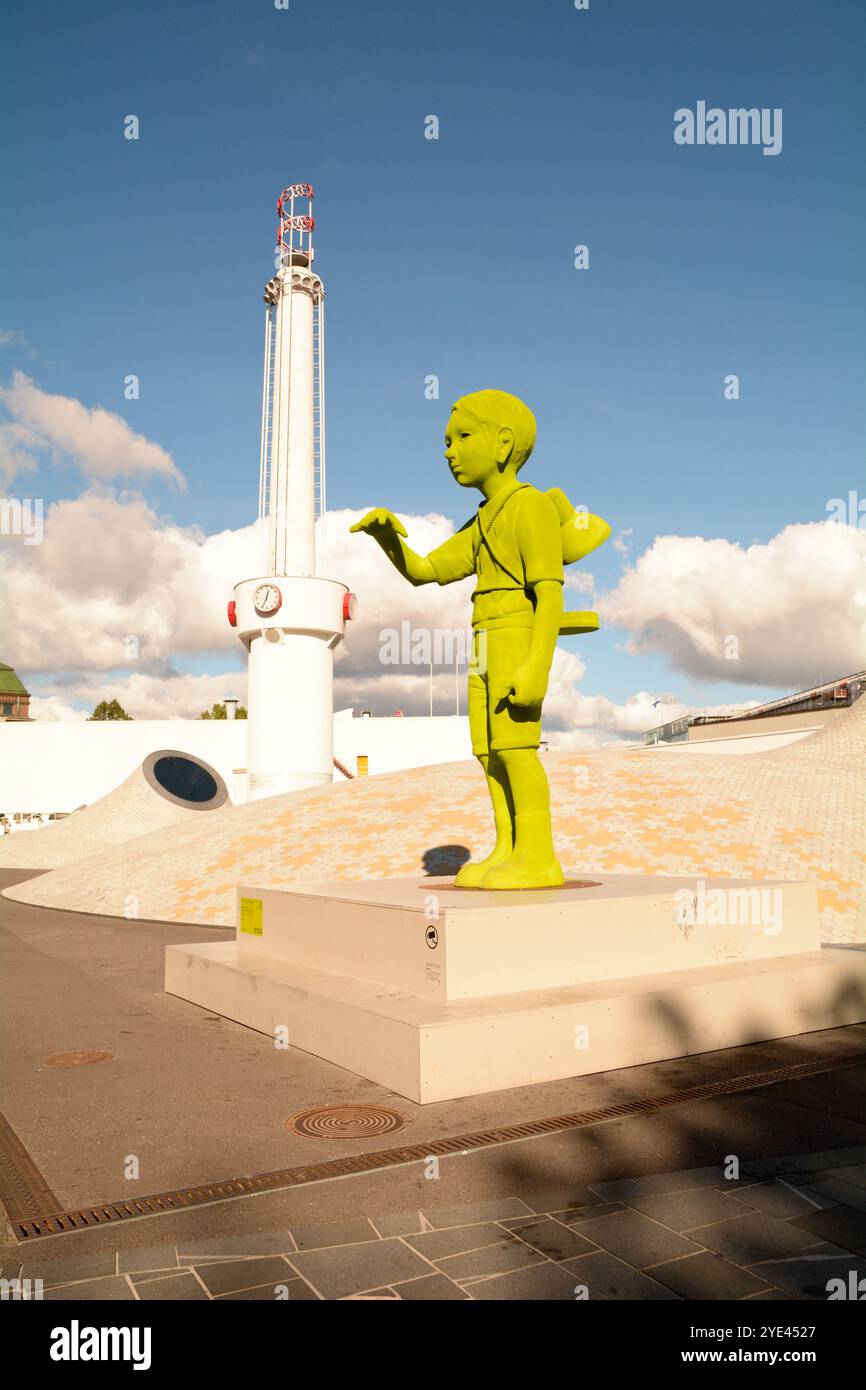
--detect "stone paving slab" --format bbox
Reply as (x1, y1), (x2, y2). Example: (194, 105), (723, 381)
(648, 1252), (772, 1300)
(558, 1201), (627, 1225)
(798, 1176), (866, 1214)
(43, 1275), (136, 1301)
(728, 1179), (828, 1219)
(499, 1216), (600, 1261)
(289, 1218), (379, 1251)
(563, 1249), (681, 1300)
(825, 1163), (866, 1190)
(134, 1272), (209, 1300)
(790, 1203), (866, 1250)
(459, 1261), (587, 1300)
(12, 1151), (866, 1301)
(688, 1211), (828, 1264)
(747, 1247), (866, 1300)
(404, 1222), (521, 1261)
(392, 1273), (470, 1300)
(569, 1209), (704, 1268)
(368, 1209), (429, 1238)
(437, 1238), (545, 1282)
(176, 1232), (298, 1260)
(286, 1238), (432, 1299)
(195, 1257), (296, 1297)
(627, 1187), (755, 1231)
(215, 1277), (321, 1301)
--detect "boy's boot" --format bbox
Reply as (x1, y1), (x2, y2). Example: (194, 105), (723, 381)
(454, 797), (514, 888)
(479, 810), (564, 890)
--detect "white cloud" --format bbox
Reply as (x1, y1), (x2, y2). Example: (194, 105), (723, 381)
(564, 569), (596, 597)
(31, 672), (246, 721)
(0, 372), (183, 488)
(9, 494), (861, 743)
(0, 491), (247, 673)
(600, 522), (866, 686)
(26, 695), (89, 722)
(0, 496), (476, 678)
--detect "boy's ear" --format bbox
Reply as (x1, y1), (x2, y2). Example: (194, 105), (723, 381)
(495, 426), (515, 466)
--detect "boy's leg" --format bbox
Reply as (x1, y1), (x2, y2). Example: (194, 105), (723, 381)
(453, 751), (515, 887)
(454, 632), (517, 886)
(479, 747), (564, 889)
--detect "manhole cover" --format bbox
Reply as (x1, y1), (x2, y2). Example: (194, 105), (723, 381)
(44, 1051), (113, 1067)
(286, 1104), (406, 1140)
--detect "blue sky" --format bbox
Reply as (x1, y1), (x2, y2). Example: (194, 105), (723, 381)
(2, 0), (864, 720)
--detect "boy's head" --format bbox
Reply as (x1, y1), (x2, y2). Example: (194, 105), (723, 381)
(447, 390), (536, 484)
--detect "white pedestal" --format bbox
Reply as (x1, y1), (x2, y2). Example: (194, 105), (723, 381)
(164, 876), (866, 1104)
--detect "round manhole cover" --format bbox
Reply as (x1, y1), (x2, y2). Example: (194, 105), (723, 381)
(285, 1104), (406, 1140)
(44, 1050), (113, 1067)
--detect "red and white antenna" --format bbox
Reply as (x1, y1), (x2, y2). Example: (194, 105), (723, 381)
(233, 184), (353, 800)
(275, 184), (316, 267)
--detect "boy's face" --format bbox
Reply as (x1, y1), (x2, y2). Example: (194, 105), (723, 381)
(445, 408), (511, 489)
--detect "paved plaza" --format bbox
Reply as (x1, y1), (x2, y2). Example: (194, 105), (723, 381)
(2, 869), (865, 1301)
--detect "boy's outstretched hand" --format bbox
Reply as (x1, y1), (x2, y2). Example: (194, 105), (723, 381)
(349, 508), (407, 538)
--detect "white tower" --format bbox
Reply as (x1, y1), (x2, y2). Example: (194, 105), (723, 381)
(229, 185), (355, 799)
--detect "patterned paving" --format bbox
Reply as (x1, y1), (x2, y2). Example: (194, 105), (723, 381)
(4, 697), (864, 942)
(5, 1150), (866, 1301)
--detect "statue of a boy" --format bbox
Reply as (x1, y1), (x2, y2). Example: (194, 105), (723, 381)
(350, 389), (610, 889)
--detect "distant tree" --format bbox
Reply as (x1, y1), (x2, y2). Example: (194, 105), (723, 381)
(88, 698), (132, 721)
(199, 702), (248, 720)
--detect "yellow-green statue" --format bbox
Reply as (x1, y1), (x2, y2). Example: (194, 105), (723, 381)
(350, 389), (610, 889)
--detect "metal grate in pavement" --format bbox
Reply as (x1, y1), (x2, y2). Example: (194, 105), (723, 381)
(6, 1048), (865, 1242)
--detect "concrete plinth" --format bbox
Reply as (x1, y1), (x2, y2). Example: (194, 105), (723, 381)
(164, 875), (866, 1104)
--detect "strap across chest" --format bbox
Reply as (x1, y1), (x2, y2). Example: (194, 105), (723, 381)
(472, 485), (530, 592)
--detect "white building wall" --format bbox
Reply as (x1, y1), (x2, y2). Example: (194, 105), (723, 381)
(639, 727), (819, 756)
(0, 721), (249, 816)
(333, 712), (470, 779)
(0, 713), (473, 816)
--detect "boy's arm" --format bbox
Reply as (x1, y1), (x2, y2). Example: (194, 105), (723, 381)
(507, 580), (563, 706)
(349, 509), (436, 586)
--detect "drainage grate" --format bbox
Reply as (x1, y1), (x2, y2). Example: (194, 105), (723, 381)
(286, 1104), (406, 1139)
(7, 1048), (866, 1242)
(0, 1113), (60, 1221)
(43, 1050), (113, 1067)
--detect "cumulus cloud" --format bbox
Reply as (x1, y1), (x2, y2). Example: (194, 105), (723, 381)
(600, 522), (866, 687)
(0, 496), (473, 678)
(26, 695), (89, 722)
(8, 494), (860, 740)
(0, 372), (183, 488)
(31, 672), (247, 721)
(0, 491), (246, 673)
